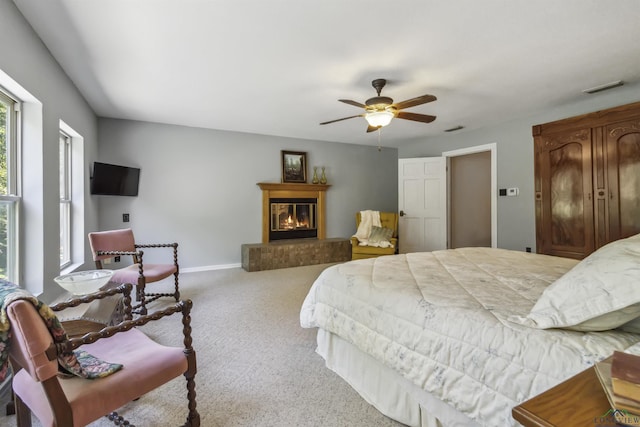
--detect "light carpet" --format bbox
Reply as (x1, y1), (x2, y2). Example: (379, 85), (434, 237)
(2, 264), (403, 426)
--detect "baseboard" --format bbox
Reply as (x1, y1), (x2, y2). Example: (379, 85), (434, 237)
(181, 263), (242, 273)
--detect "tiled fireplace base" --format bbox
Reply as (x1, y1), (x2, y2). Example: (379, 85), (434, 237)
(241, 238), (351, 272)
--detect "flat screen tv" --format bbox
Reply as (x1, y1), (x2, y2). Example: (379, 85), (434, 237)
(90, 162), (140, 196)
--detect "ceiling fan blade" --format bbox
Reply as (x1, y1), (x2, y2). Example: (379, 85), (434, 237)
(396, 111), (437, 123)
(393, 94), (437, 110)
(339, 99), (366, 108)
(366, 125), (380, 133)
(320, 114), (363, 125)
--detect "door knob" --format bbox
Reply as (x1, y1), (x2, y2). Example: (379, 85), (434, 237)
(399, 210), (406, 217)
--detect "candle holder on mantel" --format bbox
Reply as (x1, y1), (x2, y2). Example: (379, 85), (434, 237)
(312, 167), (319, 184)
(320, 167), (327, 184)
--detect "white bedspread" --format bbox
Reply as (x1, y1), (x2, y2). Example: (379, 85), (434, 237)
(300, 248), (640, 426)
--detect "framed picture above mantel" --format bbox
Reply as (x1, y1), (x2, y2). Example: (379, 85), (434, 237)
(281, 150), (307, 183)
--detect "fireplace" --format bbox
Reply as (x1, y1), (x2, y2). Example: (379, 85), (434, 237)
(270, 198), (317, 240)
(258, 182), (330, 243)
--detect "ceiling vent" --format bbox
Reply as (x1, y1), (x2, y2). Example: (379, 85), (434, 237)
(582, 80), (624, 94)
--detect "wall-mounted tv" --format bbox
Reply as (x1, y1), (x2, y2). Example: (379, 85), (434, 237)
(90, 162), (140, 196)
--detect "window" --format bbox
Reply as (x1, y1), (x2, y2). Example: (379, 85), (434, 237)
(59, 130), (71, 268)
(1, 68), (44, 294)
(0, 89), (20, 282)
(59, 120), (85, 276)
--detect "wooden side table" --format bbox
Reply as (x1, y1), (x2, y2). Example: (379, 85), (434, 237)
(50, 283), (125, 337)
(512, 366), (612, 426)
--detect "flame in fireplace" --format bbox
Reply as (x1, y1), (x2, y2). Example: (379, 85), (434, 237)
(285, 214), (309, 229)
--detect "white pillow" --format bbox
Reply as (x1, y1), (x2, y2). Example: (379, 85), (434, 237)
(516, 233), (640, 331)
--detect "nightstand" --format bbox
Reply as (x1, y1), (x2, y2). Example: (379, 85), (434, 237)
(512, 365), (611, 426)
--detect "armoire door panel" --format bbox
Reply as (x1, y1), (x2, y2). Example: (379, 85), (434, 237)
(548, 142), (587, 248)
(607, 120), (640, 241)
(536, 129), (594, 259)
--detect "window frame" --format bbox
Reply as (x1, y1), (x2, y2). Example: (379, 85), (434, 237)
(59, 130), (71, 268)
(0, 87), (21, 282)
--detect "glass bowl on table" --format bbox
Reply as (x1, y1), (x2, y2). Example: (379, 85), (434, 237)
(52, 270), (124, 338)
(54, 270), (115, 295)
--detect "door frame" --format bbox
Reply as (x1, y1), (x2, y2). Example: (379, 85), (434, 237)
(442, 143), (497, 248)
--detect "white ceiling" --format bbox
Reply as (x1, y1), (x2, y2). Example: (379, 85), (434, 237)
(13, 0), (640, 148)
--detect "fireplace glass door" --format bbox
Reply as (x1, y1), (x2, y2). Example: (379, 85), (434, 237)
(270, 198), (317, 240)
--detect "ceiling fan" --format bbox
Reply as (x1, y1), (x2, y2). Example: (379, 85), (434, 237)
(320, 79), (437, 132)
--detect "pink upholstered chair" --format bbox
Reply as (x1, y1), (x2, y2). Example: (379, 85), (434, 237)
(6, 283), (199, 427)
(88, 228), (180, 315)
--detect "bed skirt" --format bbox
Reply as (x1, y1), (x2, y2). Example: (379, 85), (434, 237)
(316, 329), (480, 427)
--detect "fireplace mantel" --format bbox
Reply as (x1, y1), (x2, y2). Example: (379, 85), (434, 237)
(257, 182), (330, 243)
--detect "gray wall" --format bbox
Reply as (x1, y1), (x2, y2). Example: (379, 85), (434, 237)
(97, 118), (398, 269)
(399, 84), (640, 252)
(5, 0), (640, 290)
(0, 1), (99, 300)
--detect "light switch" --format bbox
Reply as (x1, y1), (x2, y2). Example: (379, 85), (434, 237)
(507, 187), (519, 196)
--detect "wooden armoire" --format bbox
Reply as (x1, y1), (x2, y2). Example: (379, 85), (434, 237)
(533, 101), (640, 259)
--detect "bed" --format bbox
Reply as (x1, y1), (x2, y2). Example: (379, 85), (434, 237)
(300, 235), (640, 426)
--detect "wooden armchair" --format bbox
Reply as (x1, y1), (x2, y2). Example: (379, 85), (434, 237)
(88, 228), (180, 315)
(351, 211), (399, 260)
(6, 283), (199, 427)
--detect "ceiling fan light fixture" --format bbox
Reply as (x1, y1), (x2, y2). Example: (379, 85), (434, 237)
(322, 79), (437, 130)
(365, 110), (394, 127)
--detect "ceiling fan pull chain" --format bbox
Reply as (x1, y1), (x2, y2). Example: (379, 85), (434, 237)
(378, 128), (382, 152)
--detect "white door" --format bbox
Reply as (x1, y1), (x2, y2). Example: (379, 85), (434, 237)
(398, 157), (447, 253)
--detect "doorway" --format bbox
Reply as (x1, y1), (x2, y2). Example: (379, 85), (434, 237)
(443, 143), (497, 248)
